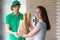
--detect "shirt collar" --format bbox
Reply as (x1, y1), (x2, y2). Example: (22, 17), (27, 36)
(12, 12), (20, 16)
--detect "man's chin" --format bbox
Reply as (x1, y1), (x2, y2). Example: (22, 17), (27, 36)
(15, 11), (19, 13)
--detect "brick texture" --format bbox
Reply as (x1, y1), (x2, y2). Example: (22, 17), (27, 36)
(56, 0), (60, 40)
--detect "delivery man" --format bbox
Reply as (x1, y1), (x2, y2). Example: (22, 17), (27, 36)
(6, 1), (25, 40)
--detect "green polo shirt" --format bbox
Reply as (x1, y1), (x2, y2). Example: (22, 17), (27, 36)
(6, 12), (25, 40)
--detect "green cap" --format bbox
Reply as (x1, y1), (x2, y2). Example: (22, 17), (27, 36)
(12, 1), (21, 6)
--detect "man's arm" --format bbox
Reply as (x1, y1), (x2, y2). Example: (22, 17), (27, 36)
(6, 24), (15, 35)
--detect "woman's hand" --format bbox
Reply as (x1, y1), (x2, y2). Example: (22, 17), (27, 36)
(23, 34), (27, 38)
(23, 33), (31, 38)
(13, 32), (20, 38)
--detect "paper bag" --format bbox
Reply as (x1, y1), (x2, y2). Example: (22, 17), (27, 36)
(17, 13), (31, 36)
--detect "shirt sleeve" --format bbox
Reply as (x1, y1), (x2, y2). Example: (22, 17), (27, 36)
(20, 14), (23, 20)
(37, 22), (43, 29)
(6, 15), (10, 24)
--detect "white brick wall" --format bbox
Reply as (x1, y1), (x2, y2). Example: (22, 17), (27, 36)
(0, 0), (3, 40)
(56, 0), (60, 40)
(0, 0), (3, 36)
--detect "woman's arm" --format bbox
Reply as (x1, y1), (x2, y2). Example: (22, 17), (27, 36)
(24, 24), (40, 37)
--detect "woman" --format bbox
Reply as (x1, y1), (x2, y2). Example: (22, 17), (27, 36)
(6, 1), (25, 40)
(23, 6), (51, 40)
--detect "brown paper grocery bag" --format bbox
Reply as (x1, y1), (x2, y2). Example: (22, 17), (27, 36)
(17, 13), (31, 36)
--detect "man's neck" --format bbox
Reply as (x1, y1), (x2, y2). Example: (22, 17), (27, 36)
(14, 12), (19, 16)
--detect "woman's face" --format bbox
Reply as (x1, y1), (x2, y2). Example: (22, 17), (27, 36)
(13, 5), (20, 13)
(35, 8), (42, 20)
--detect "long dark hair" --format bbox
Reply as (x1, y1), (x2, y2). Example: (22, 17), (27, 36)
(36, 6), (51, 31)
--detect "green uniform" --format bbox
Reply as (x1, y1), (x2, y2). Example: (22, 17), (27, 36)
(6, 12), (25, 40)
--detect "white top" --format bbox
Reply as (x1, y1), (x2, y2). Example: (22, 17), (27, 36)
(34, 21), (47, 40)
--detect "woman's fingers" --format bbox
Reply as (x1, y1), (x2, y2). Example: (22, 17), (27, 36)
(22, 34), (27, 37)
(13, 32), (20, 38)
